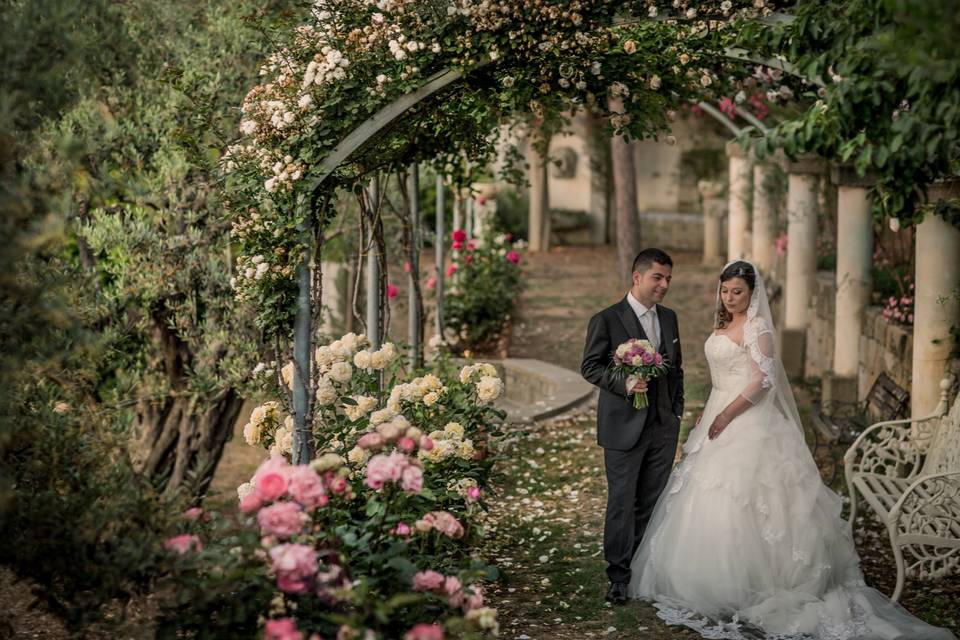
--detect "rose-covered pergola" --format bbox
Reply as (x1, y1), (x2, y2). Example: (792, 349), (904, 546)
(224, 0), (960, 464)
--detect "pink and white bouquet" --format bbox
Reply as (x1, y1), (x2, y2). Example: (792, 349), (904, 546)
(610, 338), (669, 409)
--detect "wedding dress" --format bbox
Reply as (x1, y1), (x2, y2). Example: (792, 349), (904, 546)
(628, 262), (955, 640)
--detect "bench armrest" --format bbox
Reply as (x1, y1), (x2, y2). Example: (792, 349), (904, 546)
(843, 412), (943, 479)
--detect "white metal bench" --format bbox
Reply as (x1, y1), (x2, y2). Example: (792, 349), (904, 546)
(844, 376), (960, 601)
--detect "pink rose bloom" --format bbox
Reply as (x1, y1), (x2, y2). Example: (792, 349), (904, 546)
(387, 283), (399, 299)
(240, 493), (263, 513)
(414, 513), (436, 532)
(183, 507), (203, 520)
(464, 254), (474, 264)
(451, 229), (466, 243)
(426, 277), (436, 290)
(445, 264), (457, 277)
(253, 456), (291, 502)
(364, 452), (404, 490)
(506, 250), (520, 264)
(326, 473), (348, 494)
(412, 570), (446, 592)
(264, 618), (303, 640)
(357, 432), (383, 450)
(270, 544), (318, 594)
(403, 261), (412, 273)
(641, 351), (655, 365)
(429, 511), (465, 539)
(394, 522), (411, 536)
(443, 576), (463, 607)
(404, 624), (444, 640)
(400, 464), (423, 494)
(464, 585), (484, 611)
(419, 436), (434, 451)
(164, 534), (202, 555)
(452, 240), (463, 250)
(257, 502), (304, 539)
(466, 486), (481, 502)
(397, 436), (416, 453)
(654, 352), (663, 365)
(466, 239), (477, 251)
(287, 465), (328, 510)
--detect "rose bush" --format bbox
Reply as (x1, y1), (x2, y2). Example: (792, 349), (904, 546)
(159, 334), (505, 638)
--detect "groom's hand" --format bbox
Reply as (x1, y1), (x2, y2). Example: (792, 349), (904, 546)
(625, 375), (648, 394)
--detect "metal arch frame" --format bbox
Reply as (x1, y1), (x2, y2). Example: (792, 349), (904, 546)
(290, 18), (809, 464)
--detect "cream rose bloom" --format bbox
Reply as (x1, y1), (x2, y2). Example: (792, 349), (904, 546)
(281, 361), (295, 388)
(329, 361), (353, 383)
(237, 481), (254, 500)
(311, 452), (345, 473)
(423, 391), (439, 406)
(347, 446), (368, 465)
(369, 407), (395, 425)
(315, 378), (337, 406)
(242, 420), (261, 446)
(353, 350), (372, 369)
(443, 422), (465, 439)
(457, 440), (475, 460)
(476, 376), (503, 402)
(370, 350), (387, 370)
(315, 345), (336, 367)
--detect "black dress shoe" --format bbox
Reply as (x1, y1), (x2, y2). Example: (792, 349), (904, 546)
(605, 582), (628, 605)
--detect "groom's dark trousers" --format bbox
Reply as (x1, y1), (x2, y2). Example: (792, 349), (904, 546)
(581, 297), (683, 585)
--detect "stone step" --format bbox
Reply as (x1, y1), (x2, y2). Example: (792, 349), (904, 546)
(483, 357), (594, 424)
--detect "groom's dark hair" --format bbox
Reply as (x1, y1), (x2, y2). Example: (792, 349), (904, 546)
(632, 248), (673, 274)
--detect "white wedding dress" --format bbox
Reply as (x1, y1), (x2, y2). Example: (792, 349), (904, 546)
(628, 264), (956, 640)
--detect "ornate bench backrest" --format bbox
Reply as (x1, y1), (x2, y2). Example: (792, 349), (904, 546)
(921, 381), (960, 475)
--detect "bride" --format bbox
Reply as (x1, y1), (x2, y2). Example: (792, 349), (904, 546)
(628, 260), (956, 640)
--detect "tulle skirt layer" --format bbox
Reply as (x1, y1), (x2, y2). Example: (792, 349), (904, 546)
(628, 388), (955, 640)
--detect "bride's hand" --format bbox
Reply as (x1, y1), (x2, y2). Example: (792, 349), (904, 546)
(708, 412), (732, 440)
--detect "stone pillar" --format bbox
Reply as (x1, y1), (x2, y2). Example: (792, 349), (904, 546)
(527, 144), (549, 252)
(781, 155), (825, 380)
(912, 179), (960, 419)
(726, 141), (753, 262)
(751, 161), (777, 275)
(699, 179), (726, 266)
(823, 165), (874, 414)
(320, 261), (346, 335)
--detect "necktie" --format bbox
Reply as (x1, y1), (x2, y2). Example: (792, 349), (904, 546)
(645, 308), (659, 350)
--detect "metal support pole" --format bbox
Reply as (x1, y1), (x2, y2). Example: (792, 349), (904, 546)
(366, 175), (381, 350)
(408, 164), (421, 368)
(292, 199), (314, 465)
(435, 174), (445, 338)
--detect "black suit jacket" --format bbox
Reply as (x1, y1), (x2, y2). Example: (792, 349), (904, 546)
(580, 297), (684, 451)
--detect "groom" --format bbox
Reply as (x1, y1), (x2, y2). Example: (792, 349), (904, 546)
(580, 248), (684, 605)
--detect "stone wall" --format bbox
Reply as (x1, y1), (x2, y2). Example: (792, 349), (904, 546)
(638, 212), (707, 252)
(858, 306), (913, 401)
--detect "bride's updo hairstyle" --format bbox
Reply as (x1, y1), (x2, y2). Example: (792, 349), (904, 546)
(715, 261), (756, 330)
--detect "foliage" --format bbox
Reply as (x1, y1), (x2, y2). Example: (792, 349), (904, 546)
(158, 335), (505, 638)
(222, 0), (788, 335)
(740, 0), (960, 227)
(444, 232), (525, 355)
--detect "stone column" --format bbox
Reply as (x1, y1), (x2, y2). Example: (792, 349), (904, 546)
(822, 165), (874, 414)
(912, 179), (960, 419)
(781, 155), (825, 380)
(699, 179), (726, 266)
(527, 144), (549, 252)
(751, 161), (777, 275)
(726, 141), (753, 262)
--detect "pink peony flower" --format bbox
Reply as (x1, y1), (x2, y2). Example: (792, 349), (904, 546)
(257, 502), (305, 539)
(270, 543), (318, 594)
(183, 507), (204, 520)
(412, 570), (446, 591)
(451, 229), (467, 243)
(165, 534), (202, 555)
(264, 618), (304, 640)
(387, 283), (399, 299)
(505, 250), (520, 264)
(400, 464), (423, 494)
(287, 465), (328, 510)
(404, 624), (444, 640)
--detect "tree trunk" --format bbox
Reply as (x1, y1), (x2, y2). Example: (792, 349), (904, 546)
(609, 96), (642, 289)
(129, 310), (244, 497)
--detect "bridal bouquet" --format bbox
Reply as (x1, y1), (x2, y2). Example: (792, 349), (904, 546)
(610, 339), (669, 409)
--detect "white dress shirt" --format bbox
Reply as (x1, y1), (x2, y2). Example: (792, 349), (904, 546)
(627, 291), (660, 351)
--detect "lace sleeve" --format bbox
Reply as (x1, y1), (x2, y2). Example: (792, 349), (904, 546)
(739, 315), (776, 404)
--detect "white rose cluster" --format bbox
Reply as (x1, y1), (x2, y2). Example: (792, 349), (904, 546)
(343, 394), (378, 421)
(242, 401), (282, 446)
(388, 373), (446, 411)
(459, 363), (503, 404)
(353, 342), (398, 370)
(270, 415), (295, 456)
(419, 422), (475, 464)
